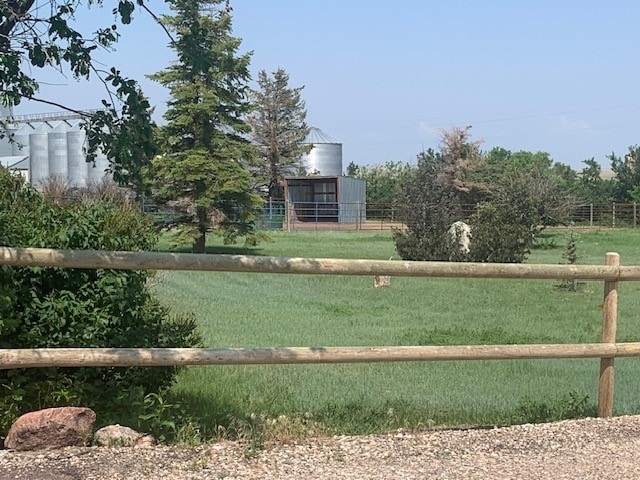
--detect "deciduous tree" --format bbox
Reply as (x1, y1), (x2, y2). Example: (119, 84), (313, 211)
(0, 0), (157, 192)
(609, 146), (640, 202)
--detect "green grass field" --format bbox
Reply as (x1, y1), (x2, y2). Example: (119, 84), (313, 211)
(152, 228), (640, 437)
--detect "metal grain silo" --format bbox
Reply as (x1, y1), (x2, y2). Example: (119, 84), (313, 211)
(48, 122), (68, 179)
(29, 123), (51, 187)
(67, 123), (88, 188)
(11, 123), (33, 156)
(0, 105), (15, 157)
(0, 125), (16, 157)
(300, 127), (342, 176)
(88, 148), (109, 184)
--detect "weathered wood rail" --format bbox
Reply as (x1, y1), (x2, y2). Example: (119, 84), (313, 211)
(0, 247), (635, 417)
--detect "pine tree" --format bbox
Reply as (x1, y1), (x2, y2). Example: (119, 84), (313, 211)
(247, 69), (310, 199)
(148, 0), (262, 253)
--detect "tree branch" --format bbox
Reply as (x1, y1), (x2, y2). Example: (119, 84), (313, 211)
(140, 3), (174, 43)
(21, 95), (95, 117)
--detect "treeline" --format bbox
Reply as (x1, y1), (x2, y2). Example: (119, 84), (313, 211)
(349, 129), (640, 208)
(352, 127), (636, 264)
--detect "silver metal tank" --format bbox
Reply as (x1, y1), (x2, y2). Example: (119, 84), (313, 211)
(0, 105), (14, 157)
(88, 148), (110, 184)
(67, 123), (88, 188)
(300, 127), (343, 176)
(0, 125), (17, 157)
(11, 123), (33, 156)
(29, 123), (51, 187)
(48, 122), (68, 180)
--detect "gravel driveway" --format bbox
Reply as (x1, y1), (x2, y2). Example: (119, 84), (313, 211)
(1, 415), (640, 479)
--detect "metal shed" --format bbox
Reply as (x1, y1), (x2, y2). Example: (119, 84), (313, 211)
(284, 176), (366, 224)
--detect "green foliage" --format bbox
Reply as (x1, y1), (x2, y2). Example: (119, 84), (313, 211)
(351, 161), (413, 205)
(393, 148), (467, 261)
(148, 0), (262, 252)
(512, 391), (595, 424)
(395, 133), (577, 263)
(576, 159), (614, 204)
(0, 167), (201, 440)
(609, 146), (640, 202)
(555, 230), (584, 292)
(247, 68), (310, 199)
(0, 1), (156, 193)
(467, 202), (533, 263)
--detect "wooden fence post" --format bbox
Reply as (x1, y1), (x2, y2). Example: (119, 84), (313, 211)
(598, 252), (619, 417)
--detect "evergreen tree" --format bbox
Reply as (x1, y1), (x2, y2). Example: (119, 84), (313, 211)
(247, 69), (310, 199)
(148, 0), (262, 253)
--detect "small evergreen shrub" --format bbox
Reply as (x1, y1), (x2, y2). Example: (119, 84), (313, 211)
(0, 167), (201, 439)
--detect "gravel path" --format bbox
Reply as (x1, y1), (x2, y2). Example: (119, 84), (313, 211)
(1, 415), (640, 479)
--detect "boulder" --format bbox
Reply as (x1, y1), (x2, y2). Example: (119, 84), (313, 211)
(94, 425), (154, 447)
(4, 407), (96, 451)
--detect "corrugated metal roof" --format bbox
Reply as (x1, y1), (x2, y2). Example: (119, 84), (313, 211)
(303, 126), (340, 144)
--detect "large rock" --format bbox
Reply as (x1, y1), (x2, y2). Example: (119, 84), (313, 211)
(94, 425), (155, 447)
(4, 407), (96, 451)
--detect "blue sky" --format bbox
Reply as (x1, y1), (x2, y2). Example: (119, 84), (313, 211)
(15, 0), (640, 170)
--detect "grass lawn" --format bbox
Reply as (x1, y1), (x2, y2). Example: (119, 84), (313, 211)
(152, 228), (640, 437)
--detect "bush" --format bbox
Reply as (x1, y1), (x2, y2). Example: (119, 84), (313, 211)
(0, 168), (201, 440)
(467, 201), (534, 263)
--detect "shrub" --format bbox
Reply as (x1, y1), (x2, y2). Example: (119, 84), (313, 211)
(0, 168), (201, 440)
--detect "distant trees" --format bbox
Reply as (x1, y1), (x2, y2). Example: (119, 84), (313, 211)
(609, 146), (640, 202)
(349, 161), (413, 205)
(148, 0), (262, 252)
(247, 68), (310, 199)
(576, 159), (615, 204)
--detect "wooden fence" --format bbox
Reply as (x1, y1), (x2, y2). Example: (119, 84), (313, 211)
(1, 247), (639, 418)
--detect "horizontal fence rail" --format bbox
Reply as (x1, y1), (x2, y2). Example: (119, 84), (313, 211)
(3, 343), (640, 369)
(2, 247), (640, 280)
(0, 248), (637, 417)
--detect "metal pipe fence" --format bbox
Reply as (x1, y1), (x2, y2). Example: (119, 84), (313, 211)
(253, 202), (640, 231)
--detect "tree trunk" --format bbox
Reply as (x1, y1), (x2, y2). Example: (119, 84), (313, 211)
(192, 206), (208, 254)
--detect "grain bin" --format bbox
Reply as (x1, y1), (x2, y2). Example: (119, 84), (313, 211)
(29, 123), (51, 187)
(300, 127), (342, 176)
(12, 123), (33, 156)
(48, 122), (68, 179)
(0, 105), (14, 157)
(67, 123), (88, 188)
(88, 148), (109, 184)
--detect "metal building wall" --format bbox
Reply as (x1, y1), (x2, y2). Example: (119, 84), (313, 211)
(337, 176), (366, 223)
